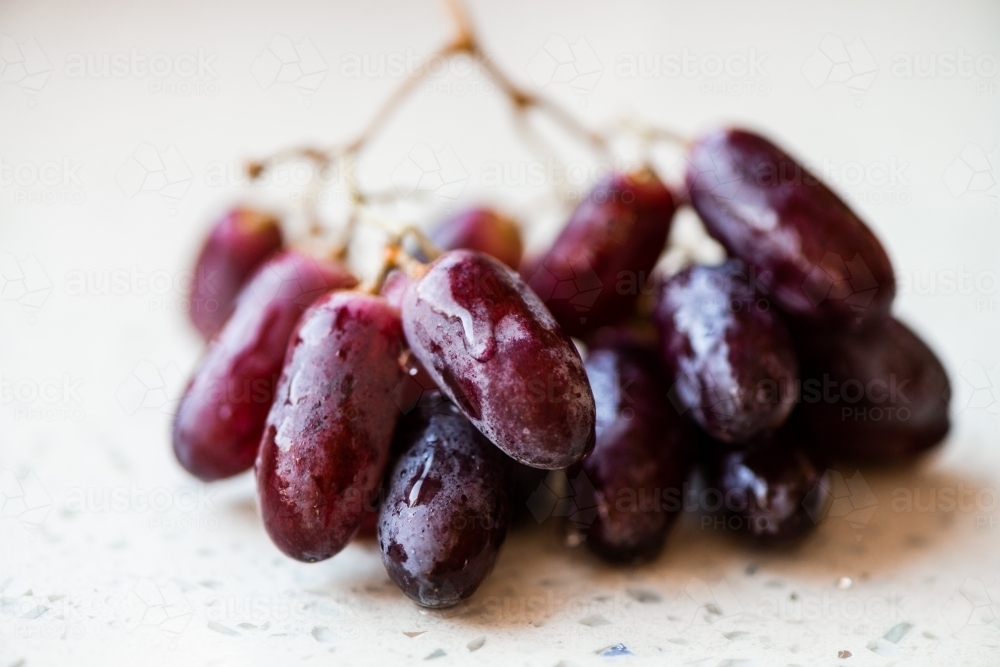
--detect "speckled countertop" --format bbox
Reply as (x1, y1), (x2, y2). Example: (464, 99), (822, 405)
(2, 0), (999, 665)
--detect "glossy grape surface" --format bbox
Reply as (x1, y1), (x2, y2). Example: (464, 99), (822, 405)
(653, 260), (799, 443)
(574, 341), (692, 562)
(431, 207), (523, 269)
(172, 251), (356, 481)
(189, 207), (283, 339)
(704, 423), (829, 545)
(257, 292), (404, 562)
(685, 129), (895, 328)
(796, 317), (951, 464)
(525, 171), (676, 337)
(402, 250), (596, 469)
(379, 403), (509, 608)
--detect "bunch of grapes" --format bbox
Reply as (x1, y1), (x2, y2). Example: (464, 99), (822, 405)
(171, 127), (950, 608)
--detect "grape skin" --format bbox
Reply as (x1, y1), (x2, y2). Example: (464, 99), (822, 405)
(431, 207), (524, 270)
(379, 403), (509, 608)
(653, 260), (799, 443)
(702, 422), (830, 545)
(574, 340), (693, 563)
(402, 249), (596, 469)
(525, 171), (676, 337)
(795, 317), (951, 464)
(188, 207), (283, 340)
(172, 251), (356, 481)
(257, 292), (404, 562)
(685, 129), (895, 328)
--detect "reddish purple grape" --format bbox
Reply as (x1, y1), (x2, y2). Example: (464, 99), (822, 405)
(431, 207), (524, 269)
(188, 207), (283, 340)
(172, 251), (356, 481)
(703, 423), (830, 545)
(572, 340), (693, 562)
(257, 292), (404, 562)
(525, 171), (676, 337)
(796, 317), (951, 464)
(685, 129), (895, 328)
(379, 403), (509, 608)
(653, 260), (799, 443)
(402, 250), (596, 469)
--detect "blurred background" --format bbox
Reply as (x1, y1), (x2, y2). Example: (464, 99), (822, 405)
(2, 0), (998, 664)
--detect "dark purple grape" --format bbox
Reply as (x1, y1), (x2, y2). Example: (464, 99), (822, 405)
(431, 207), (523, 269)
(685, 129), (895, 328)
(525, 171), (676, 337)
(257, 292), (404, 562)
(379, 403), (509, 608)
(796, 317), (951, 464)
(172, 251), (356, 481)
(402, 250), (595, 469)
(572, 341), (692, 562)
(653, 260), (799, 443)
(188, 207), (283, 340)
(703, 422), (830, 545)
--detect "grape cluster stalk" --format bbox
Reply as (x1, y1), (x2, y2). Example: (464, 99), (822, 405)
(171, 0), (951, 606)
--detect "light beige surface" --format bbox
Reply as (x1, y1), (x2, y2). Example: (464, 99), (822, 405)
(2, 0), (999, 665)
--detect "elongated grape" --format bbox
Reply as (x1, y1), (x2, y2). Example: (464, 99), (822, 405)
(685, 129), (895, 328)
(525, 171), (676, 337)
(431, 207), (523, 269)
(573, 340), (693, 562)
(704, 426), (830, 545)
(172, 251), (356, 481)
(257, 292), (404, 562)
(402, 250), (596, 469)
(379, 403), (509, 608)
(796, 317), (951, 464)
(653, 260), (799, 443)
(188, 207), (283, 339)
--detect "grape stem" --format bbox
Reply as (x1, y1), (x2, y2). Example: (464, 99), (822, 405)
(246, 0), (687, 249)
